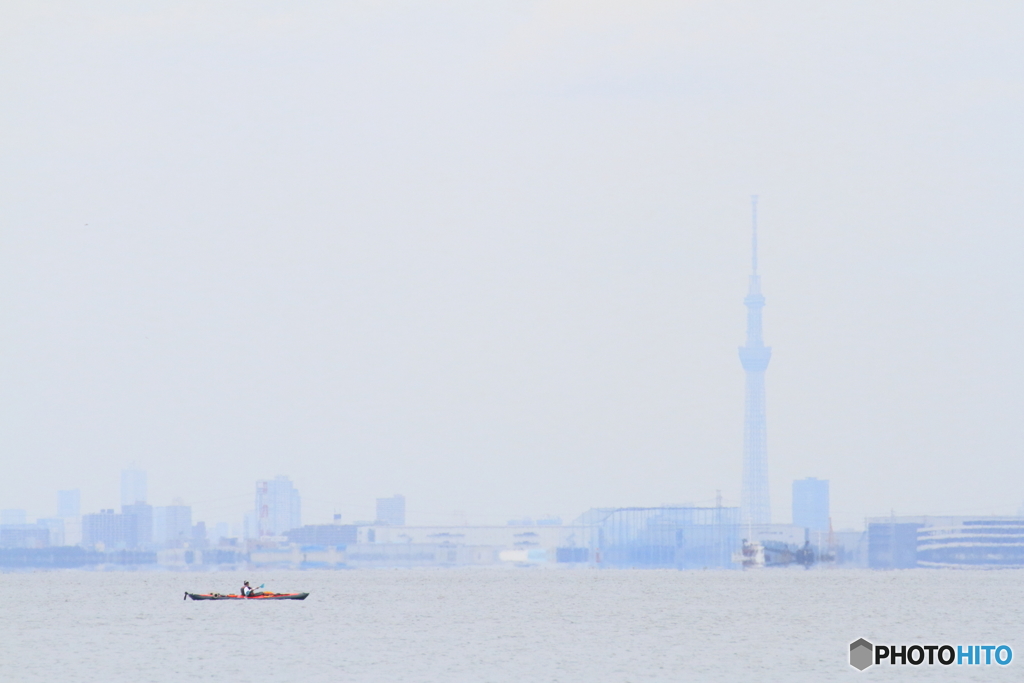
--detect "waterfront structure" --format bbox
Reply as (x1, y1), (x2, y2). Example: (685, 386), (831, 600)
(867, 516), (1024, 569)
(376, 494), (406, 526)
(256, 476), (301, 537)
(120, 468), (147, 506)
(342, 543), (498, 568)
(342, 523), (566, 568)
(792, 478), (829, 531)
(285, 524), (358, 546)
(355, 523), (566, 549)
(335, 507), (741, 569)
(739, 196), (772, 525)
(0, 546), (155, 568)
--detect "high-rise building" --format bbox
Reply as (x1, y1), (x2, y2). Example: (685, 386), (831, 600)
(255, 476), (301, 537)
(154, 504), (193, 548)
(792, 478), (830, 531)
(376, 495), (406, 526)
(739, 197), (772, 525)
(82, 509), (137, 550)
(58, 489), (81, 518)
(58, 490), (82, 545)
(121, 468), (147, 506)
(122, 502), (154, 547)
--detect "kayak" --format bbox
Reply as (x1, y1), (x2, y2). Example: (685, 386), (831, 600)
(185, 592), (309, 601)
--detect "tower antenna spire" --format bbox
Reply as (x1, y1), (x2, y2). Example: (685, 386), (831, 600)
(751, 195), (759, 276)
(739, 194), (771, 526)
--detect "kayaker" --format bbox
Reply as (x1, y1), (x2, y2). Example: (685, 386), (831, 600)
(241, 581), (253, 597)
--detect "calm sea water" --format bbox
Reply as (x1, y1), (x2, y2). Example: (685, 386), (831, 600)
(1, 568), (1021, 681)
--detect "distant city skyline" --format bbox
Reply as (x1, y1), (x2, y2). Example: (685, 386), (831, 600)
(8, 463), (1024, 573)
(3, 0), (1024, 539)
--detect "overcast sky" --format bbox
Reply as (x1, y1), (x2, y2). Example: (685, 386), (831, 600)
(2, 1), (1022, 529)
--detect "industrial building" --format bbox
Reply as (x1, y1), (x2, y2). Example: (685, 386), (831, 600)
(572, 507), (741, 569)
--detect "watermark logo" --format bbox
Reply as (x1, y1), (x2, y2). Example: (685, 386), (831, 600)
(850, 639), (1012, 670)
(850, 639), (873, 671)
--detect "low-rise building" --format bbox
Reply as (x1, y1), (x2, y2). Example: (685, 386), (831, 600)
(284, 524), (358, 546)
(867, 516), (1024, 569)
(0, 524), (51, 548)
(344, 543), (495, 568)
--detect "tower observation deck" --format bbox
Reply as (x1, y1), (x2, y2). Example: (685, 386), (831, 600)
(739, 196), (771, 525)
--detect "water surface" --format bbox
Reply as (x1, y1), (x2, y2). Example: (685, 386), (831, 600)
(2, 568), (1019, 681)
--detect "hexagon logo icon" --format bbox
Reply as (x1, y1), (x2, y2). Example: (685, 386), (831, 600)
(850, 638), (874, 670)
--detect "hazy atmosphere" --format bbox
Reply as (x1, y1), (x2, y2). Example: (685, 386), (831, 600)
(2, 1), (1023, 530)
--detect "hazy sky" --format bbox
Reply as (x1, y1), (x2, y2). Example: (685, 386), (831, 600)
(2, 1), (1022, 529)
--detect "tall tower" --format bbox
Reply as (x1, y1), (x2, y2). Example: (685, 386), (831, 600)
(739, 196), (772, 525)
